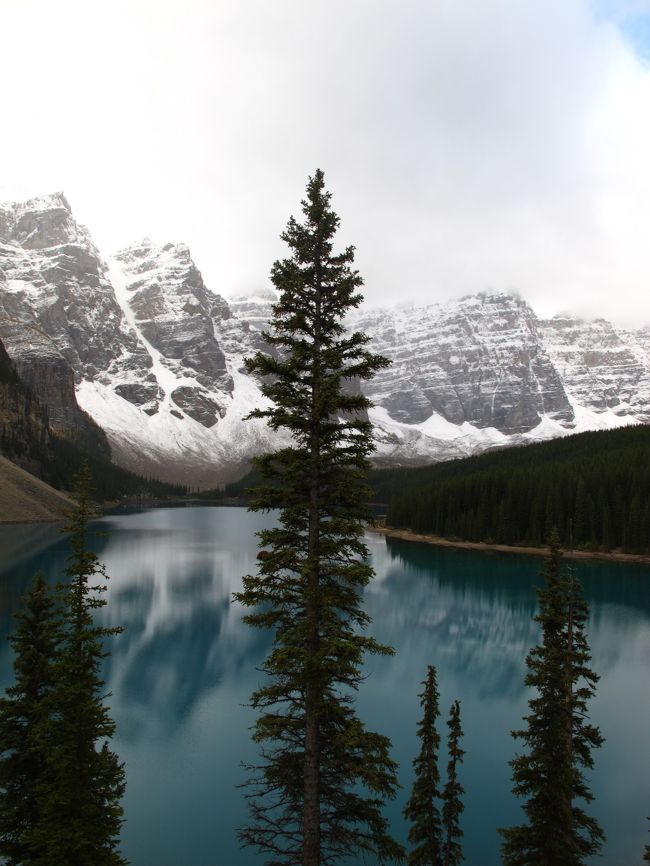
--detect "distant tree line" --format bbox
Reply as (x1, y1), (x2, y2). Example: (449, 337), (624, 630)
(45, 435), (187, 502)
(385, 425), (650, 553)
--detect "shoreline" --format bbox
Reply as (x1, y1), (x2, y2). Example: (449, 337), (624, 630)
(369, 524), (650, 567)
(4, 507), (650, 567)
(0, 497), (247, 526)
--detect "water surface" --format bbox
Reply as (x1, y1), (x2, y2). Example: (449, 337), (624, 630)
(0, 506), (648, 866)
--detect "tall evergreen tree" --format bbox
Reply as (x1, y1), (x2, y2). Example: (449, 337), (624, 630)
(33, 464), (127, 866)
(644, 817), (650, 863)
(500, 531), (604, 866)
(0, 573), (61, 865)
(404, 665), (443, 866)
(441, 700), (464, 866)
(234, 169), (403, 866)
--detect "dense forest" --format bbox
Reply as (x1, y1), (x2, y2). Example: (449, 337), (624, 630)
(385, 425), (650, 553)
(200, 425), (650, 553)
(44, 436), (187, 502)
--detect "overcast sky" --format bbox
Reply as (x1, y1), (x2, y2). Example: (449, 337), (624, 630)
(2, 0), (649, 325)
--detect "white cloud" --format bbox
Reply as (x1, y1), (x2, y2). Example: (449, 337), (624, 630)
(1, 0), (650, 325)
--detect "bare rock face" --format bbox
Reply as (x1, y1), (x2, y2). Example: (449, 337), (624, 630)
(541, 316), (650, 420)
(227, 289), (275, 334)
(212, 289), (273, 364)
(0, 194), (152, 386)
(2, 191), (649, 486)
(0, 335), (49, 470)
(112, 240), (234, 397)
(0, 192), (79, 250)
(0, 318), (111, 458)
(352, 292), (574, 434)
(171, 386), (224, 427)
(0, 319), (78, 430)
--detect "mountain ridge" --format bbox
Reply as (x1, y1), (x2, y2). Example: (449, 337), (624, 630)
(1, 192), (647, 486)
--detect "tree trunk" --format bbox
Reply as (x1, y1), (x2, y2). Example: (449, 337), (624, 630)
(303, 280), (322, 866)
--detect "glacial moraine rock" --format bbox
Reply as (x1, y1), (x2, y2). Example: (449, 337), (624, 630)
(114, 381), (162, 410)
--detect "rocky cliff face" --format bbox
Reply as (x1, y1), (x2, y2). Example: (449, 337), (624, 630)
(540, 316), (650, 420)
(0, 194), (150, 386)
(1, 192), (648, 485)
(0, 335), (50, 472)
(0, 318), (94, 439)
(109, 240), (234, 425)
(0, 194), (128, 457)
(352, 292), (574, 433)
(0, 194), (272, 485)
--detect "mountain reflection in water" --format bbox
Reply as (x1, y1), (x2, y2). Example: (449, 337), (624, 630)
(0, 506), (648, 866)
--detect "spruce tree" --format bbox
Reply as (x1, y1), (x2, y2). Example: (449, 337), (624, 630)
(235, 169), (403, 866)
(33, 464), (127, 866)
(0, 573), (61, 865)
(644, 817), (650, 863)
(441, 700), (464, 866)
(404, 665), (443, 866)
(500, 531), (604, 866)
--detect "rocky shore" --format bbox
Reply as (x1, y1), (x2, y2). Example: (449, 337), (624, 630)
(370, 524), (650, 567)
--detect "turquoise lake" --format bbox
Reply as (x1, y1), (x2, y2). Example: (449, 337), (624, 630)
(0, 505), (649, 866)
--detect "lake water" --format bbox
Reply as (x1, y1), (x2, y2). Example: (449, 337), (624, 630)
(0, 506), (649, 866)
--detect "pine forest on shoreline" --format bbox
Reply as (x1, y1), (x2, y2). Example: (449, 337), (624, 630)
(384, 424), (650, 554)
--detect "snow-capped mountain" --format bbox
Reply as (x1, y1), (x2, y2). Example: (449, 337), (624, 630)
(1, 192), (648, 486)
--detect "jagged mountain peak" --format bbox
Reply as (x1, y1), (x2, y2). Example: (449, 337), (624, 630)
(1, 191), (649, 487)
(376, 286), (542, 327)
(447, 288), (535, 321)
(113, 239), (215, 304)
(0, 190), (71, 214)
(352, 289), (572, 434)
(0, 191), (92, 251)
(108, 239), (233, 386)
(115, 237), (191, 258)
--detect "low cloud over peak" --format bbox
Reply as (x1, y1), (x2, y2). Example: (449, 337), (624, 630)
(2, 0), (649, 326)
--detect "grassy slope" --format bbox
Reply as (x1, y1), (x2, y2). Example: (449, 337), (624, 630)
(0, 453), (74, 523)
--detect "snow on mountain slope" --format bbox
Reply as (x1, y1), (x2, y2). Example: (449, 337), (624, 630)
(1, 191), (648, 486)
(79, 241), (285, 485)
(0, 195), (281, 485)
(0, 193), (151, 385)
(539, 315), (650, 421)
(351, 292), (575, 433)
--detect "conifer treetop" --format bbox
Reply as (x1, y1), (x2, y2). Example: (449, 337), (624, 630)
(442, 700), (464, 866)
(404, 664), (443, 866)
(500, 531), (604, 866)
